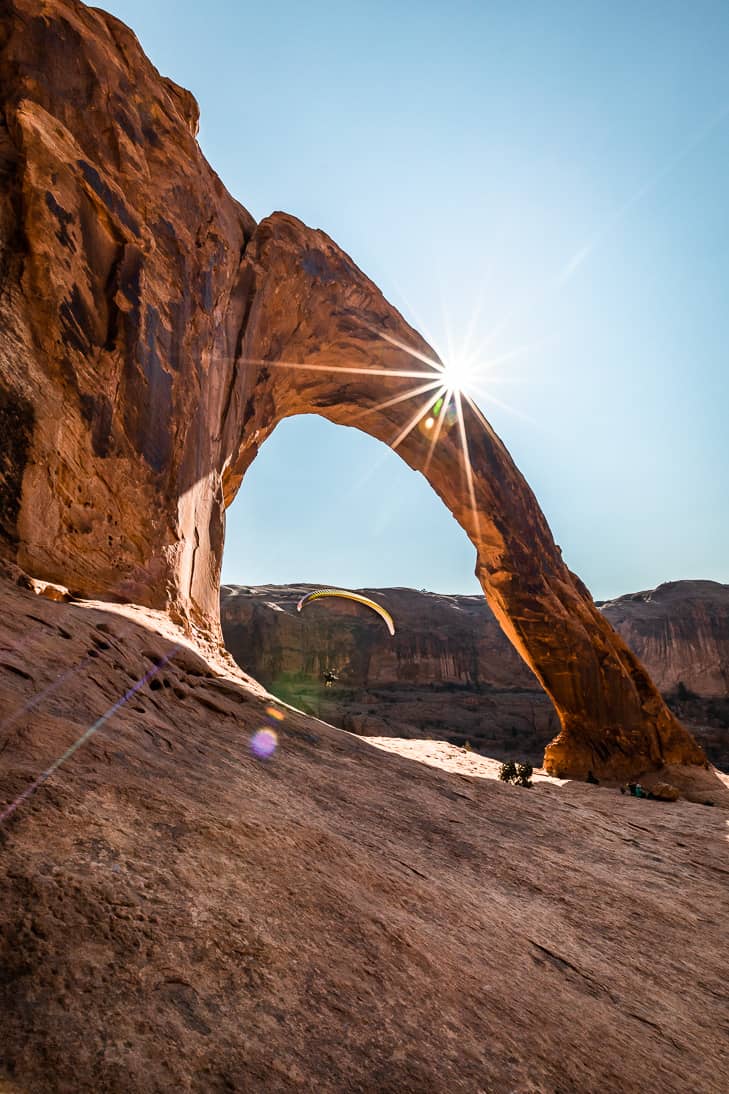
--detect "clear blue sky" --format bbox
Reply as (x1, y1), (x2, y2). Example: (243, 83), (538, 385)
(106, 0), (729, 598)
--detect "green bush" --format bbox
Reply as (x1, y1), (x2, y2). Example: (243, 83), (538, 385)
(498, 761), (533, 788)
(515, 762), (533, 787)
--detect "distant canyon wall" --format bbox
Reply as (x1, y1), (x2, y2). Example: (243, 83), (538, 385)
(598, 581), (729, 697)
(222, 580), (729, 768)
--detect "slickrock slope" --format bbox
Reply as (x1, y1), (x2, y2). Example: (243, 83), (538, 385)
(221, 582), (729, 768)
(1, 576), (729, 1094)
(0, 0), (704, 778)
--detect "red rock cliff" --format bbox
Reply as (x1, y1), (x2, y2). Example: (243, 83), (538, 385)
(221, 582), (729, 767)
(601, 581), (729, 697)
(0, 0), (705, 777)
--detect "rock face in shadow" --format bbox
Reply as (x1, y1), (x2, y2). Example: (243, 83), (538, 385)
(601, 581), (729, 769)
(601, 580), (729, 697)
(0, 0), (255, 633)
(0, 0), (705, 778)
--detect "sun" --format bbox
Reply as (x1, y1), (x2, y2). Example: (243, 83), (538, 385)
(439, 354), (476, 396)
(240, 304), (534, 545)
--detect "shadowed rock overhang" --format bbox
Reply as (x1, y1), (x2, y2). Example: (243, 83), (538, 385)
(0, 0), (705, 778)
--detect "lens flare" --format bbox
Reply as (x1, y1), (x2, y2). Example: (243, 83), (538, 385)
(250, 728), (278, 759)
(240, 290), (539, 541)
(0, 646), (180, 827)
(0, 650), (99, 734)
(442, 402), (458, 428)
(265, 706), (285, 722)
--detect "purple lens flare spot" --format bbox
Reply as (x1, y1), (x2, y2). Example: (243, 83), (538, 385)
(250, 728), (278, 760)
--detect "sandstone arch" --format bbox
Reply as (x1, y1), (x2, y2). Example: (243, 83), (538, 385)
(0, 0), (704, 778)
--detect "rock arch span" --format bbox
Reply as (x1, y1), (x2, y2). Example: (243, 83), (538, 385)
(0, 0), (704, 778)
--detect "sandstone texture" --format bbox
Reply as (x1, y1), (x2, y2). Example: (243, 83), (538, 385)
(221, 581), (729, 769)
(0, 0), (706, 778)
(1, 575), (729, 1093)
(600, 580), (729, 698)
(602, 581), (729, 770)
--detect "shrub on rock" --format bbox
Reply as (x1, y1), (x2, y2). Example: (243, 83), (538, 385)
(498, 761), (533, 788)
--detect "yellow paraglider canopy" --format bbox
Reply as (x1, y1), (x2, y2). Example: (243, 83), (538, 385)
(296, 589), (395, 636)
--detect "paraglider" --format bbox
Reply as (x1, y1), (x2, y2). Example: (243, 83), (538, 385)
(296, 589), (396, 637)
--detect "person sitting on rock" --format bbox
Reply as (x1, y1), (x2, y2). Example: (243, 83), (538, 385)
(621, 782), (648, 798)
